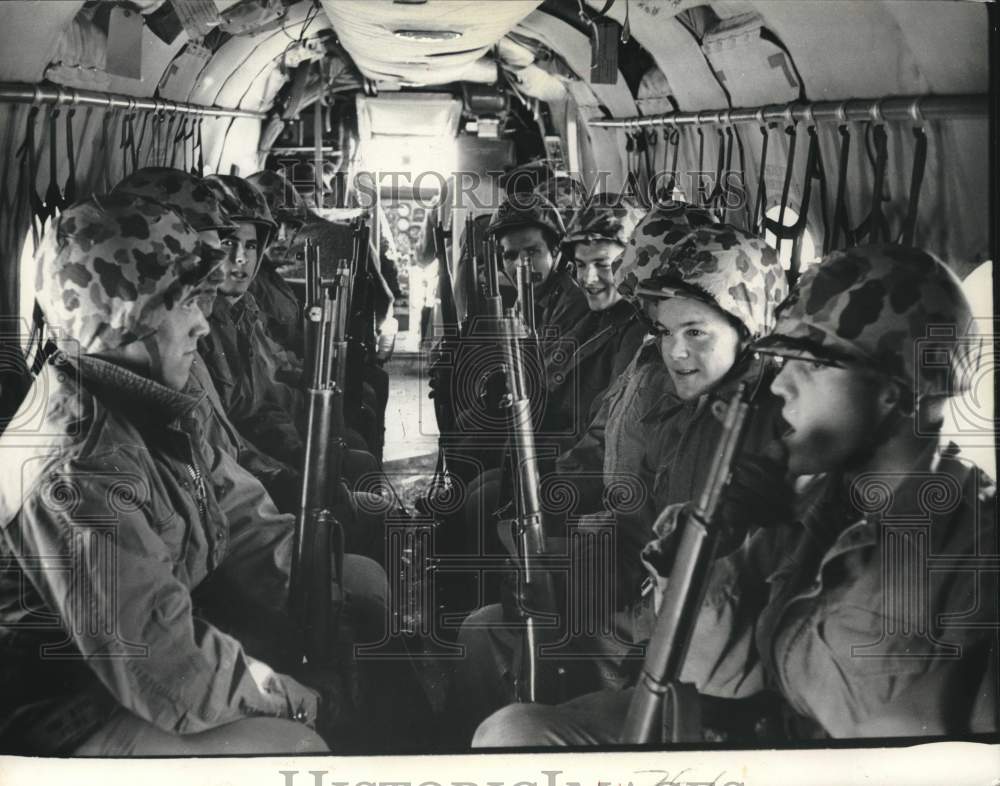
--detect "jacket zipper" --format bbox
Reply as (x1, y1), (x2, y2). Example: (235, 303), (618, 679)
(186, 462), (208, 523)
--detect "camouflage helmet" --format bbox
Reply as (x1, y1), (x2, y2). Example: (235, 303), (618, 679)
(204, 174), (277, 246)
(752, 244), (977, 397)
(247, 169), (310, 227)
(35, 193), (224, 355)
(613, 202), (717, 300)
(112, 167), (236, 234)
(532, 175), (587, 228)
(487, 191), (565, 243)
(636, 224), (786, 340)
(561, 193), (645, 256)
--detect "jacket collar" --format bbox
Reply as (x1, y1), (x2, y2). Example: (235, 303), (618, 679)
(76, 355), (203, 424)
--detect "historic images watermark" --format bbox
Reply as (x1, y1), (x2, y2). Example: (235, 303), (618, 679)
(271, 158), (750, 216)
(278, 769), (746, 786)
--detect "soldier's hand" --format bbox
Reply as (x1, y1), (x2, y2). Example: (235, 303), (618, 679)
(640, 502), (686, 614)
(716, 441), (795, 540)
(248, 658), (320, 728)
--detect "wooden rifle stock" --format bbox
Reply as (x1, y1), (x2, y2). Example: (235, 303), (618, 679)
(290, 250), (350, 666)
(621, 383), (754, 743)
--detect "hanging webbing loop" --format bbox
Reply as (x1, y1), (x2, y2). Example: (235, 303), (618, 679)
(661, 126), (680, 202)
(762, 115), (797, 260)
(827, 109), (854, 253)
(695, 123), (707, 205)
(901, 99), (928, 247)
(851, 102), (891, 244)
(63, 108), (77, 207)
(98, 108), (115, 192)
(193, 117), (204, 177)
(752, 116), (771, 235)
(169, 115), (186, 169)
(43, 107), (63, 221)
(16, 105), (43, 249)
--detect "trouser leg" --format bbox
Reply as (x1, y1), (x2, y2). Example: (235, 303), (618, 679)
(447, 603), (517, 745)
(74, 710), (329, 756)
(471, 687), (634, 748)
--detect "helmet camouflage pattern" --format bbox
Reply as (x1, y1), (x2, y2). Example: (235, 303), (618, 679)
(35, 193), (224, 354)
(487, 191), (565, 242)
(247, 169), (310, 227)
(562, 192), (645, 255)
(532, 175), (587, 227)
(113, 167), (236, 234)
(636, 224), (786, 340)
(204, 174), (277, 244)
(753, 244), (977, 397)
(613, 202), (717, 300)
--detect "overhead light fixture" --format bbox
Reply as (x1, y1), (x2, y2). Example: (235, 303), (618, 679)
(393, 29), (463, 42)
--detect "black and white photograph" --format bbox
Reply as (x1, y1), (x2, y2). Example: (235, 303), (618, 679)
(0, 0), (996, 782)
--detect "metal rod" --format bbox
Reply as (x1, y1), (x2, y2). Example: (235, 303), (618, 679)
(0, 82), (266, 120)
(588, 94), (987, 129)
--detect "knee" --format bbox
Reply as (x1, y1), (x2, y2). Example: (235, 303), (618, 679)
(342, 554), (388, 609)
(471, 704), (548, 748)
(218, 718), (330, 755)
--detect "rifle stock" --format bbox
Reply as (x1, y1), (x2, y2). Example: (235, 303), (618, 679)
(621, 383), (754, 743)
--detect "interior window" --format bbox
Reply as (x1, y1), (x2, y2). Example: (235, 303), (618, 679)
(763, 204), (817, 272)
(18, 229), (38, 353)
(942, 259), (995, 480)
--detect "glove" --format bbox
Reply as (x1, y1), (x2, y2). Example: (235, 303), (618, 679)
(715, 440), (795, 540)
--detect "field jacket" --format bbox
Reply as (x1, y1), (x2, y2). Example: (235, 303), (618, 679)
(680, 450), (998, 737)
(0, 356), (314, 753)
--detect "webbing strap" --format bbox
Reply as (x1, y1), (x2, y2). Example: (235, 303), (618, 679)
(43, 108), (62, 220)
(901, 125), (927, 247)
(732, 124), (752, 232)
(787, 127), (825, 282)
(134, 110), (151, 167)
(63, 109), (77, 207)
(827, 123), (853, 253)
(752, 124), (770, 234)
(696, 126), (706, 205)
(120, 111), (136, 179)
(169, 116), (185, 169)
(99, 110), (114, 192)
(194, 118), (204, 177)
(762, 126), (816, 283)
(16, 106), (43, 249)
(851, 122), (890, 244)
(770, 124), (797, 259)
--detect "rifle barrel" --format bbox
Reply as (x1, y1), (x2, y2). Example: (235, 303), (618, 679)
(621, 384), (753, 743)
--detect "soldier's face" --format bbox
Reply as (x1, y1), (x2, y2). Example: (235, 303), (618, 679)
(650, 296), (741, 400)
(219, 222), (260, 301)
(771, 356), (889, 475)
(499, 227), (554, 291)
(151, 287), (213, 390)
(574, 240), (624, 312)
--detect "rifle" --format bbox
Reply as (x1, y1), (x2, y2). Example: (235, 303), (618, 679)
(621, 382), (754, 744)
(290, 244), (350, 665)
(463, 214), (481, 324)
(492, 237), (559, 703)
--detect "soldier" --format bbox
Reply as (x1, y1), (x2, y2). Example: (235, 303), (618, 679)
(199, 173), (390, 560)
(447, 198), (661, 739)
(473, 244), (997, 746)
(553, 202), (719, 522)
(246, 169), (310, 359)
(0, 195), (388, 755)
(486, 191), (589, 336)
